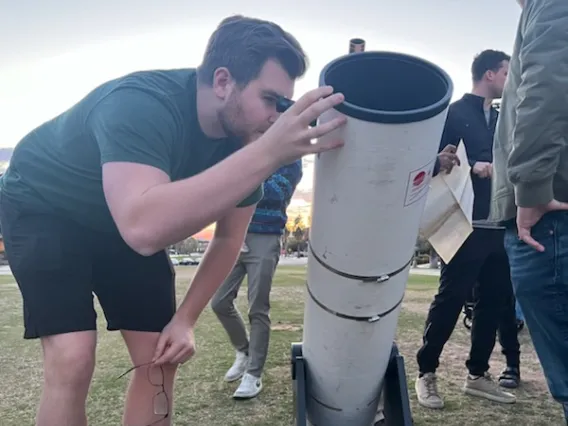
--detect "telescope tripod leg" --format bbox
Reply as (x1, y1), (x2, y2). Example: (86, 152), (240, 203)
(291, 342), (413, 426)
(382, 343), (413, 426)
(291, 342), (307, 426)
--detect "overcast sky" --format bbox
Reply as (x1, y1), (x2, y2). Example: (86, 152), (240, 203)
(0, 0), (522, 193)
(1, 0), (521, 66)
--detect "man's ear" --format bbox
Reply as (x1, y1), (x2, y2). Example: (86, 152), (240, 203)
(212, 67), (235, 100)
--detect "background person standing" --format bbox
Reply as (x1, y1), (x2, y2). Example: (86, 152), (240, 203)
(212, 160), (303, 399)
(414, 49), (520, 409)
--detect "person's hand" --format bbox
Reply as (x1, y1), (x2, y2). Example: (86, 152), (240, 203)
(437, 144), (460, 174)
(517, 199), (568, 252)
(472, 161), (492, 178)
(258, 85), (348, 165)
(152, 315), (196, 365)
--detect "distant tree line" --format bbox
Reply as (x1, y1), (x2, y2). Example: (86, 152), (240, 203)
(169, 237), (199, 254)
(284, 214), (308, 254)
(167, 213), (440, 268)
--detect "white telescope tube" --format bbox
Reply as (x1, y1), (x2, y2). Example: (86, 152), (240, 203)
(303, 51), (453, 426)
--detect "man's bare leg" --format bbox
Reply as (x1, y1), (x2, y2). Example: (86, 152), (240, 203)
(37, 331), (97, 426)
(121, 330), (177, 426)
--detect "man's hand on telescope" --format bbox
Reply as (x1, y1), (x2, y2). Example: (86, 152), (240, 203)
(437, 144), (461, 174)
(257, 86), (347, 165)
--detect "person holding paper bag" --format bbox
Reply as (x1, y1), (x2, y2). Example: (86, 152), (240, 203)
(415, 50), (521, 409)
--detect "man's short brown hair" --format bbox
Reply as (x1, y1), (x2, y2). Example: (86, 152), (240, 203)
(471, 49), (511, 82)
(197, 15), (308, 86)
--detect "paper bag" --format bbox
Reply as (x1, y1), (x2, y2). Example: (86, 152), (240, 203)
(419, 142), (474, 264)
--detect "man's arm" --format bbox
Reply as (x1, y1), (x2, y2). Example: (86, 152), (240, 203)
(90, 89), (277, 256)
(432, 110), (459, 177)
(176, 205), (255, 325)
(438, 111), (460, 151)
(507, 1), (568, 207)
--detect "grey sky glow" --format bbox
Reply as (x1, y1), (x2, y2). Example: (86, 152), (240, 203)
(0, 0), (522, 168)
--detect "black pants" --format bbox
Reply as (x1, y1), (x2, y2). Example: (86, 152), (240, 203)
(416, 228), (520, 376)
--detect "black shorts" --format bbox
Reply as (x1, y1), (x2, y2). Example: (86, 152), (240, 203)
(0, 193), (176, 339)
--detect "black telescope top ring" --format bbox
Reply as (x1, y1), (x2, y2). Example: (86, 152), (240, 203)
(319, 51), (453, 124)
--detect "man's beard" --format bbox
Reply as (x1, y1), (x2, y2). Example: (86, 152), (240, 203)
(218, 95), (248, 145)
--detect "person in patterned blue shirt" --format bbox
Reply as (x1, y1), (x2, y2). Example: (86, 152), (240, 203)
(211, 160), (302, 399)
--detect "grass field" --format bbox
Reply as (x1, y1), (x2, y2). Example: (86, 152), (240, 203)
(0, 266), (564, 425)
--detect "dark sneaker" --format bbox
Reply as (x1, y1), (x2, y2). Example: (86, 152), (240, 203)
(499, 366), (521, 389)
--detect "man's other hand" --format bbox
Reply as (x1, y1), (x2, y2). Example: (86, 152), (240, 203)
(517, 200), (568, 252)
(152, 314), (196, 365)
(437, 144), (461, 174)
(473, 161), (492, 178)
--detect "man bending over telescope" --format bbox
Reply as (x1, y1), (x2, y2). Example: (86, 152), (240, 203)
(0, 15), (346, 426)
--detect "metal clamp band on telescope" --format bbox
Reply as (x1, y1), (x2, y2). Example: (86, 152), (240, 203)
(306, 282), (405, 323)
(308, 243), (413, 283)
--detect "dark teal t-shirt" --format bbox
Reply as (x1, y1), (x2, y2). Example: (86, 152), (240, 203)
(1, 69), (263, 232)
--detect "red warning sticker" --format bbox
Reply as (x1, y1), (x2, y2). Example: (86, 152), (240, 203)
(404, 160), (435, 207)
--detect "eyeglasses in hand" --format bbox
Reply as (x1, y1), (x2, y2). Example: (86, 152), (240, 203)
(116, 362), (169, 426)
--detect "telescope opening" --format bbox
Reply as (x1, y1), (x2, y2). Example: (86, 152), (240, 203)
(320, 51), (453, 124)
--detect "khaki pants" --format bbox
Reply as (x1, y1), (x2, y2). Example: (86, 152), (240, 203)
(211, 233), (281, 377)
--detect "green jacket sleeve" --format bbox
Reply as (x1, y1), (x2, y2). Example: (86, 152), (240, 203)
(87, 88), (178, 176)
(507, 0), (568, 208)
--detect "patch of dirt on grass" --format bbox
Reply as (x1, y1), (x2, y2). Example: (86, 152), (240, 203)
(270, 286), (304, 300)
(402, 290), (435, 315)
(402, 301), (430, 316)
(265, 364), (290, 378)
(271, 323), (302, 332)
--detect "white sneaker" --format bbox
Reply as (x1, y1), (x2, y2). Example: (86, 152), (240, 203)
(415, 373), (444, 409)
(233, 373), (263, 399)
(224, 351), (249, 382)
(463, 373), (516, 404)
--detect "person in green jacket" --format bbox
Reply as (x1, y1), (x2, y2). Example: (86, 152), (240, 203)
(491, 0), (568, 421)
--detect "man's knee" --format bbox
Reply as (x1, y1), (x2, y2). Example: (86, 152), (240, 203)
(248, 263), (276, 315)
(432, 279), (471, 308)
(42, 331), (96, 390)
(248, 300), (271, 326)
(211, 294), (232, 315)
(248, 282), (271, 319)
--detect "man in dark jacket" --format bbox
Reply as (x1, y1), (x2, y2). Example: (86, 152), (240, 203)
(414, 50), (520, 409)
